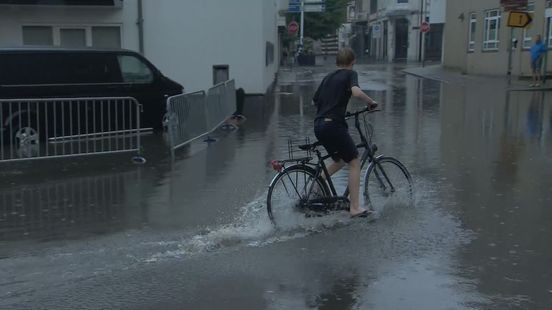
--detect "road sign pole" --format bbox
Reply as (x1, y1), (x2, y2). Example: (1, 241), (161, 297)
(300, 0), (305, 50)
(507, 27), (514, 85)
(544, 17), (550, 85)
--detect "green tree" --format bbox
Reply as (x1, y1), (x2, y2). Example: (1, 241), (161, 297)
(287, 0), (349, 40)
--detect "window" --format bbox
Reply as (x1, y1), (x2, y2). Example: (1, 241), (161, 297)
(266, 41), (274, 66)
(60, 28), (86, 47)
(22, 26), (53, 46)
(549, 17), (552, 47)
(117, 55), (154, 84)
(20, 25), (121, 48)
(213, 65), (229, 85)
(0, 53), (121, 85)
(483, 9), (501, 51)
(522, 1), (536, 49)
(68, 53), (122, 83)
(468, 13), (477, 52)
(370, 0), (377, 14)
(397, 0), (408, 3)
(92, 27), (121, 48)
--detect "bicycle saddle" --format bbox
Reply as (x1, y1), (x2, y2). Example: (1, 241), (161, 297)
(298, 141), (321, 151)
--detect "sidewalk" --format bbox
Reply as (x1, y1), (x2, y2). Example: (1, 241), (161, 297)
(403, 65), (552, 92)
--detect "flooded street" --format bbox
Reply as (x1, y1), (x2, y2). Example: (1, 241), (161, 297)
(1, 63), (552, 309)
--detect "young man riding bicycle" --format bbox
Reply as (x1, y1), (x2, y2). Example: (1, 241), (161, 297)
(312, 48), (378, 218)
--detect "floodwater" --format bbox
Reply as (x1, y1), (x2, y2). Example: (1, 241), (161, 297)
(1, 63), (551, 309)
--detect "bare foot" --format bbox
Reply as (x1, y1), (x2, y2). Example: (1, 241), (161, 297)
(350, 208), (368, 217)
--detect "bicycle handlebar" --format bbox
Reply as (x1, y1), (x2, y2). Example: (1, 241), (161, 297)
(345, 106), (381, 119)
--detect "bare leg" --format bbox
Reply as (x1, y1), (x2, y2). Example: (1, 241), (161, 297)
(348, 158), (365, 216)
(323, 160), (345, 179)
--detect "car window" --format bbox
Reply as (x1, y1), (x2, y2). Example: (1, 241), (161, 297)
(67, 53), (122, 84)
(117, 55), (154, 84)
(0, 53), (61, 85)
(0, 52), (122, 85)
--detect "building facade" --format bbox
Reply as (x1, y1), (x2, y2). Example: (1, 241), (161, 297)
(443, 0), (551, 77)
(0, 0), (282, 94)
(351, 0), (445, 62)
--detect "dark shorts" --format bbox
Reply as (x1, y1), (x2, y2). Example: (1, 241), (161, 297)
(532, 57), (543, 72)
(314, 118), (359, 163)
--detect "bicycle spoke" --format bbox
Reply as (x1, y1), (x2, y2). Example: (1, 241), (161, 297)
(267, 166), (330, 226)
(377, 163), (396, 193)
(284, 170), (303, 198)
(365, 157), (413, 211)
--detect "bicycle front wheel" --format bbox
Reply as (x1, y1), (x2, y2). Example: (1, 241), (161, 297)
(267, 165), (330, 227)
(364, 157), (413, 211)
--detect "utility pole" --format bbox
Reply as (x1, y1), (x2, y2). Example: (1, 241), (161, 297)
(422, 0), (426, 67)
(300, 0), (305, 53)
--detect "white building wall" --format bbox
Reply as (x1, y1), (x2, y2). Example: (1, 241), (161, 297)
(261, 0), (279, 93)
(141, 0), (268, 93)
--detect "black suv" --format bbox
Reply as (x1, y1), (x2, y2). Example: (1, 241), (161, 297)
(0, 48), (183, 134)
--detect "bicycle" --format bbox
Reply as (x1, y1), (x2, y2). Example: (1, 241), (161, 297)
(267, 107), (414, 226)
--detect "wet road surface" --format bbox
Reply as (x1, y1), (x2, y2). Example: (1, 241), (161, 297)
(1, 64), (552, 309)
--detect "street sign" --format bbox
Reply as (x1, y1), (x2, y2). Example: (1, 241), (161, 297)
(288, 21), (299, 36)
(507, 11), (533, 28)
(289, 0), (301, 13)
(500, 0), (528, 11)
(372, 24), (382, 38)
(420, 21), (430, 33)
(304, 3), (325, 12)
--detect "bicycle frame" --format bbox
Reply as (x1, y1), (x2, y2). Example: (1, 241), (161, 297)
(304, 112), (375, 201)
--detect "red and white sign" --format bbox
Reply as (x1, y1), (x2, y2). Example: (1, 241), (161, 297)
(420, 21), (431, 33)
(288, 21), (299, 36)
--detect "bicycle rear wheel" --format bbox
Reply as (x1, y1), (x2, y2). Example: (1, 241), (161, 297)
(267, 165), (330, 227)
(364, 157), (413, 211)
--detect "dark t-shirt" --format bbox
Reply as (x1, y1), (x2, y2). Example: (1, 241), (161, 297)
(313, 69), (359, 124)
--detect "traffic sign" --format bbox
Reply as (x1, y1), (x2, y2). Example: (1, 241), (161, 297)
(500, 0), (528, 11)
(288, 21), (299, 36)
(372, 24), (382, 38)
(304, 3), (325, 12)
(507, 11), (533, 28)
(420, 21), (430, 33)
(289, 0), (301, 13)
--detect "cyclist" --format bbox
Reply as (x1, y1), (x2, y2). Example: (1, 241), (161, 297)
(312, 47), (377, 218)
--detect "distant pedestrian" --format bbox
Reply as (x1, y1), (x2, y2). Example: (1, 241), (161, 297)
(282, 49), (288, 66)
(530, 35), (546, 87)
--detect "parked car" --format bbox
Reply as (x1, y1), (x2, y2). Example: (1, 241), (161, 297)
(0, 47), (183, 143)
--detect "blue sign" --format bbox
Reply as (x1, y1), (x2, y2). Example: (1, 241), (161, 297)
(289, 6), (301, 12)
(289, 0), (301, 12)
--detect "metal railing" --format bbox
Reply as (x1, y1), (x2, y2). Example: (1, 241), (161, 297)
(0, 97), (142, 162)
(166, 79), (236, 150)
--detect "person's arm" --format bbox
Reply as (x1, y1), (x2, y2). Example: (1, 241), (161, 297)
(350, 71), (377, 108)
(352, 86), (377, 108)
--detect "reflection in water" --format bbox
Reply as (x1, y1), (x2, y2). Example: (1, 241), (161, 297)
(0, 170), (141, 242)
(440, 82), (552, 308)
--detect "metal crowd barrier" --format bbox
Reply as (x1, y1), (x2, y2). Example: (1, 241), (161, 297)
(0, 97), (142, 162)
(166, 79), (236, 151)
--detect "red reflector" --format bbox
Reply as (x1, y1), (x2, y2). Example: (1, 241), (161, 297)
(270, 160), (283, 172)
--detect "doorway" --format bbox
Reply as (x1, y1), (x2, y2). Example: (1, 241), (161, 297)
(394, 18), (409, 60)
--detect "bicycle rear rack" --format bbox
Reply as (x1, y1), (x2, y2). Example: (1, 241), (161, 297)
(287, 137), (313, 162)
